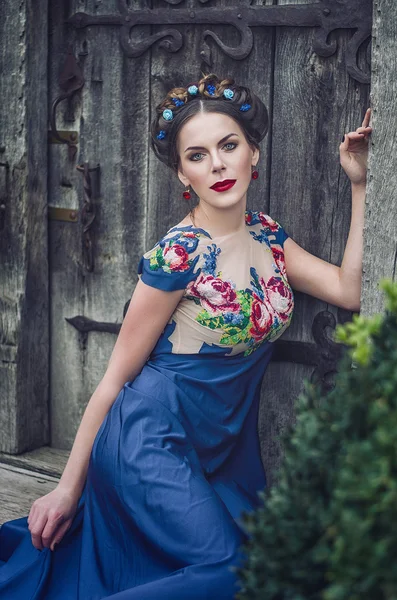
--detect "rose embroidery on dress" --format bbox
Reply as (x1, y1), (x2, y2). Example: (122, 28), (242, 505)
(187, 274), (240, 316)
(186, 265), (293, 356)
(183, 212), (294, 356)
(148, 231), (204, 274)
(266, 276), (293, 319)
(250, 297), (274, 342)
(245, 210), (279, 233)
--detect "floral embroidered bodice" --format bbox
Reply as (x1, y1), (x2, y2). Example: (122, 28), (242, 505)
(138, 210), (294, 357)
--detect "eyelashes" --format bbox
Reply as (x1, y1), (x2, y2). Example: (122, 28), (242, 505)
(188, 142), (238, 162)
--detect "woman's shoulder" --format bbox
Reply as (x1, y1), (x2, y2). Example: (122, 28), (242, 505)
(245, 209), (281, 231)
(245, 209), (289, 247)
(138, 225), (212, 292)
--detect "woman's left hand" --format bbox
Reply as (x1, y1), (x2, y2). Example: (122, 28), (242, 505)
(340, 108), (372, 185)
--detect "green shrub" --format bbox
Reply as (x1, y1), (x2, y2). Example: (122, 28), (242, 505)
(235, 280), (397, 600)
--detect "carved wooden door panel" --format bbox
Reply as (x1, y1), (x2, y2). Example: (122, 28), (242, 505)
(48, 0), (371, 481)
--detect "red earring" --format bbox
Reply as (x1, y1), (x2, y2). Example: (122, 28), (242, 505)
(183, 186), (191, 200)
(251, 168), (259, 180)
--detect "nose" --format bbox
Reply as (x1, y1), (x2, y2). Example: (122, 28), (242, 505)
(211, 151), (226, 173)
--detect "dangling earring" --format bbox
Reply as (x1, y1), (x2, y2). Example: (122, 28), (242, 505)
(183, 186), (191, 200)
(251, 166), (259, 180)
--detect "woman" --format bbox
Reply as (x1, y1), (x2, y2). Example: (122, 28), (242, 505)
(0, 73), (372, 599)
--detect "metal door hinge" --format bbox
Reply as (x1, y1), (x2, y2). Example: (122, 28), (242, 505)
(48, 131), (79, 145)
(48, 206), (79, 222)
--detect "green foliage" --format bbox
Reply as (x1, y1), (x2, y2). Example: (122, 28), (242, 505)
(234, 279), (397, 600)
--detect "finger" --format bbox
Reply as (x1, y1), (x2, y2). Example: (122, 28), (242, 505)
(356, 126), (372, 134)
(361, 107), (371, 128)
(50, 519), (72, 551)
(27, 505), (37, 528)
(30, 514), (49, 551)
(40, 512), (65, 549)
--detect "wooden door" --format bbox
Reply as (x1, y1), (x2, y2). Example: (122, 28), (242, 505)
(44, 0), (371, 483)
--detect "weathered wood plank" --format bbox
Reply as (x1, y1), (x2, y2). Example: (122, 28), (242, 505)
(148, 0), (275, 246)
(48, 0), (151, 448)
(361, 0), (397, 315)
(259, 0), (370, 485)
(0, 0), (49, 453)
(0, 447), (69, 479)
(0, 464), (59, 525)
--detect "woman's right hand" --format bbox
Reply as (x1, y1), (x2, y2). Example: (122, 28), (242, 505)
(27, 484), (79, 551)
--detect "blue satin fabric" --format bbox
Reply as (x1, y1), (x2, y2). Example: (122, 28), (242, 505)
(0, 333), (272, 599)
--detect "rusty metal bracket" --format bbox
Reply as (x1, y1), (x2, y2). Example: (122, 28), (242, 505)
(67, 0), (372, 84)
(76, 162), (100, 272)
(48, 206), (79, 222)
(48, 130), (79, 146)
(49, 46), (85, 161)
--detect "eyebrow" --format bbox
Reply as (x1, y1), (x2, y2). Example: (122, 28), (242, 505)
(184, 133), (239, 153)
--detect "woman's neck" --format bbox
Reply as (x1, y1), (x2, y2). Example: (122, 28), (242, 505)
(189, 200), (247, 237)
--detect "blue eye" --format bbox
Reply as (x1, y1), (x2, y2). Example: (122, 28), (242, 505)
(189, 152), (204, 162)
(188, 142), (237, 162)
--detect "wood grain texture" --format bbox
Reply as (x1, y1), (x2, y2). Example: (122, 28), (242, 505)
(361, 0), (397, 315)
(0, 447), (68, 479)
(258, 0), (370, 485)
(148, 0), (276, 250)
(0, 464), (59, 525)
(0, 0), (49, 453)
(48, 0), (150, 448)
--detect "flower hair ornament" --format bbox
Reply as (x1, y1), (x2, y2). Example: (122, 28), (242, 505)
(156, 83), (251, 140)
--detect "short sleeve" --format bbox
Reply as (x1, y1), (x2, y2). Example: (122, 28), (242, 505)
(271, 218), (289, 247)
(137, 228), (206, 292)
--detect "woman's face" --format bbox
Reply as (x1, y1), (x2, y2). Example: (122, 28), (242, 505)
(176, 112), (259, 209)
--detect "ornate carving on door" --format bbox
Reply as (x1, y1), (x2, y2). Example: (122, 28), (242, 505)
(67, 0), (372, 83)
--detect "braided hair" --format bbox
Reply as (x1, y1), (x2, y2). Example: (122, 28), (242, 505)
(150, 73), (269, 175)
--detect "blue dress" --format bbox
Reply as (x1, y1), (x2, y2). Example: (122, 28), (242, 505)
(0, 210), (294, 599)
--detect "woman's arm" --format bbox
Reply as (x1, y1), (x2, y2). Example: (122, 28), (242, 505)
(283, 109), (372, 311)
(58, 278), (185, 497)
(28, 278), (185, 550)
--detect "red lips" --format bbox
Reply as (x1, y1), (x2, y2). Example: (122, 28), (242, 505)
(210, 179), (237, 192)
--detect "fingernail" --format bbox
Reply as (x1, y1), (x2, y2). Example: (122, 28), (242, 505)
(342, 135), (345, 142)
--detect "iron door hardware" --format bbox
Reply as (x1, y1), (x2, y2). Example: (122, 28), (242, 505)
(76, 162), (100, 272)
(49, 46), (85, 160)
(67, 0), (372, 83)
(65, 305), (348, 393)
(48, 207), (79, 222)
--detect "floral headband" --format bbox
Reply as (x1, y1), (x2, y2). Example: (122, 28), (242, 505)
(156, 83), (251, 140)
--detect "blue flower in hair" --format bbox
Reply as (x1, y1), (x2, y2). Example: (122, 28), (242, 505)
(156, 130), (166, 140)
(188, 85), (198, 95)
(172, 98), (184, 107)
(223, 88), (234, 100)
(240, 103), (251, 112)
(163, 108), (174, 121)
(207, 84), (216, 96)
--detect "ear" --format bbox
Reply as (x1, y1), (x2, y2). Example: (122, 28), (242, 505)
(177, 168), (190, 187)
(251, 146), (260, 167)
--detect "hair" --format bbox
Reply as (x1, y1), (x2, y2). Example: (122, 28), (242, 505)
(150, 73), (269, 175)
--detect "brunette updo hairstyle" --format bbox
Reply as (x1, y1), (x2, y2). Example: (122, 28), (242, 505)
(150, 73), (269, 175)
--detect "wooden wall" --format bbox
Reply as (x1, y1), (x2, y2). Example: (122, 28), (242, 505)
(0, 1), (376, 487)
(362, 0), (397, 316)
(0, 0), (49, 453)
(260, 0), (370, 482)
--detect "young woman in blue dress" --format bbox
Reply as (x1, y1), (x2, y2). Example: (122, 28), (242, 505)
(1, 73), (371, 599)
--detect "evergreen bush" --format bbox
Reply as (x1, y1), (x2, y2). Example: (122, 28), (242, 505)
(235, 279), (397, 600)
